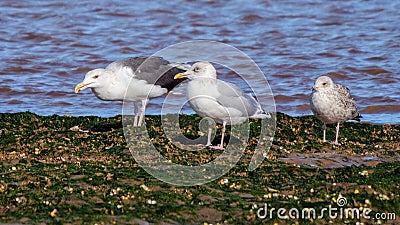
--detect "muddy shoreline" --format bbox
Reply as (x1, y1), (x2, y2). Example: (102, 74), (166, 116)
(0, 112), (399, 224)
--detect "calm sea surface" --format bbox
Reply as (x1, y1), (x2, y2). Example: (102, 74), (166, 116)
(1, 0), (399, 124)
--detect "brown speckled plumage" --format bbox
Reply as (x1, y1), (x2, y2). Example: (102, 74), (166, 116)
(310, 75), (362, 145)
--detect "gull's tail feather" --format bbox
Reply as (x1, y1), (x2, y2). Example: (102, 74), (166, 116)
(353, 113), (362, 122)
(250, 111), (272, 119)
(250, 103), (271, 119)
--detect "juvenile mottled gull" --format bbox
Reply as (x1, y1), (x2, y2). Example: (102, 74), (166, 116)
(310, 75), (362, 145)
(174, 61), (269, 149)
(75, 56), (189, 126)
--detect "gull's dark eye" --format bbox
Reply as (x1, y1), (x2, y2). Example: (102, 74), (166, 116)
(193, 67), (199, 72)
(322, 82), (327, 86)
(93, 75), (99, 79)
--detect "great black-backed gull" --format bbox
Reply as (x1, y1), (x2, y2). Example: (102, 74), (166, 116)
(75, 56), (189, 126)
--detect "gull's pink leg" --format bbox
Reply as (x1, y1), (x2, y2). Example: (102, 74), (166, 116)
(208, 121), (226, 150)
(133, 102), (138, 127)
(322, 123), (327, 142)
(334, 122), (341, 146)
(206, 121), (225, 150)
(219, 121), (227, 149)
(137, 99), (148, 127)
(206, 122), (213, 146)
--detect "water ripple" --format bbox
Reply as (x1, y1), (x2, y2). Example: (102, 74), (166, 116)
(0, 0), (399, 123)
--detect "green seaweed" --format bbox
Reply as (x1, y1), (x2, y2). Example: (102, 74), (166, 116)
(0, 112), (399, 224)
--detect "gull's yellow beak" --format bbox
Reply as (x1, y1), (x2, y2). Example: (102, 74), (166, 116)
(174, 72), (188, 79)
(74, 82), (87, 94)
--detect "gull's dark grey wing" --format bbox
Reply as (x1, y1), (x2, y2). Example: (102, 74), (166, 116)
(107, 56), (187, 91)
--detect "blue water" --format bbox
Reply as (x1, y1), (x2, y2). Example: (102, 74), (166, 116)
(0, 0), (399, 124)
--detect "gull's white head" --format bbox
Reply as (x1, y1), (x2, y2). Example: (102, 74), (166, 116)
(174, 61), (217, 80)
(75, 69), (113, 93)
(312, 75), (334, 92)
